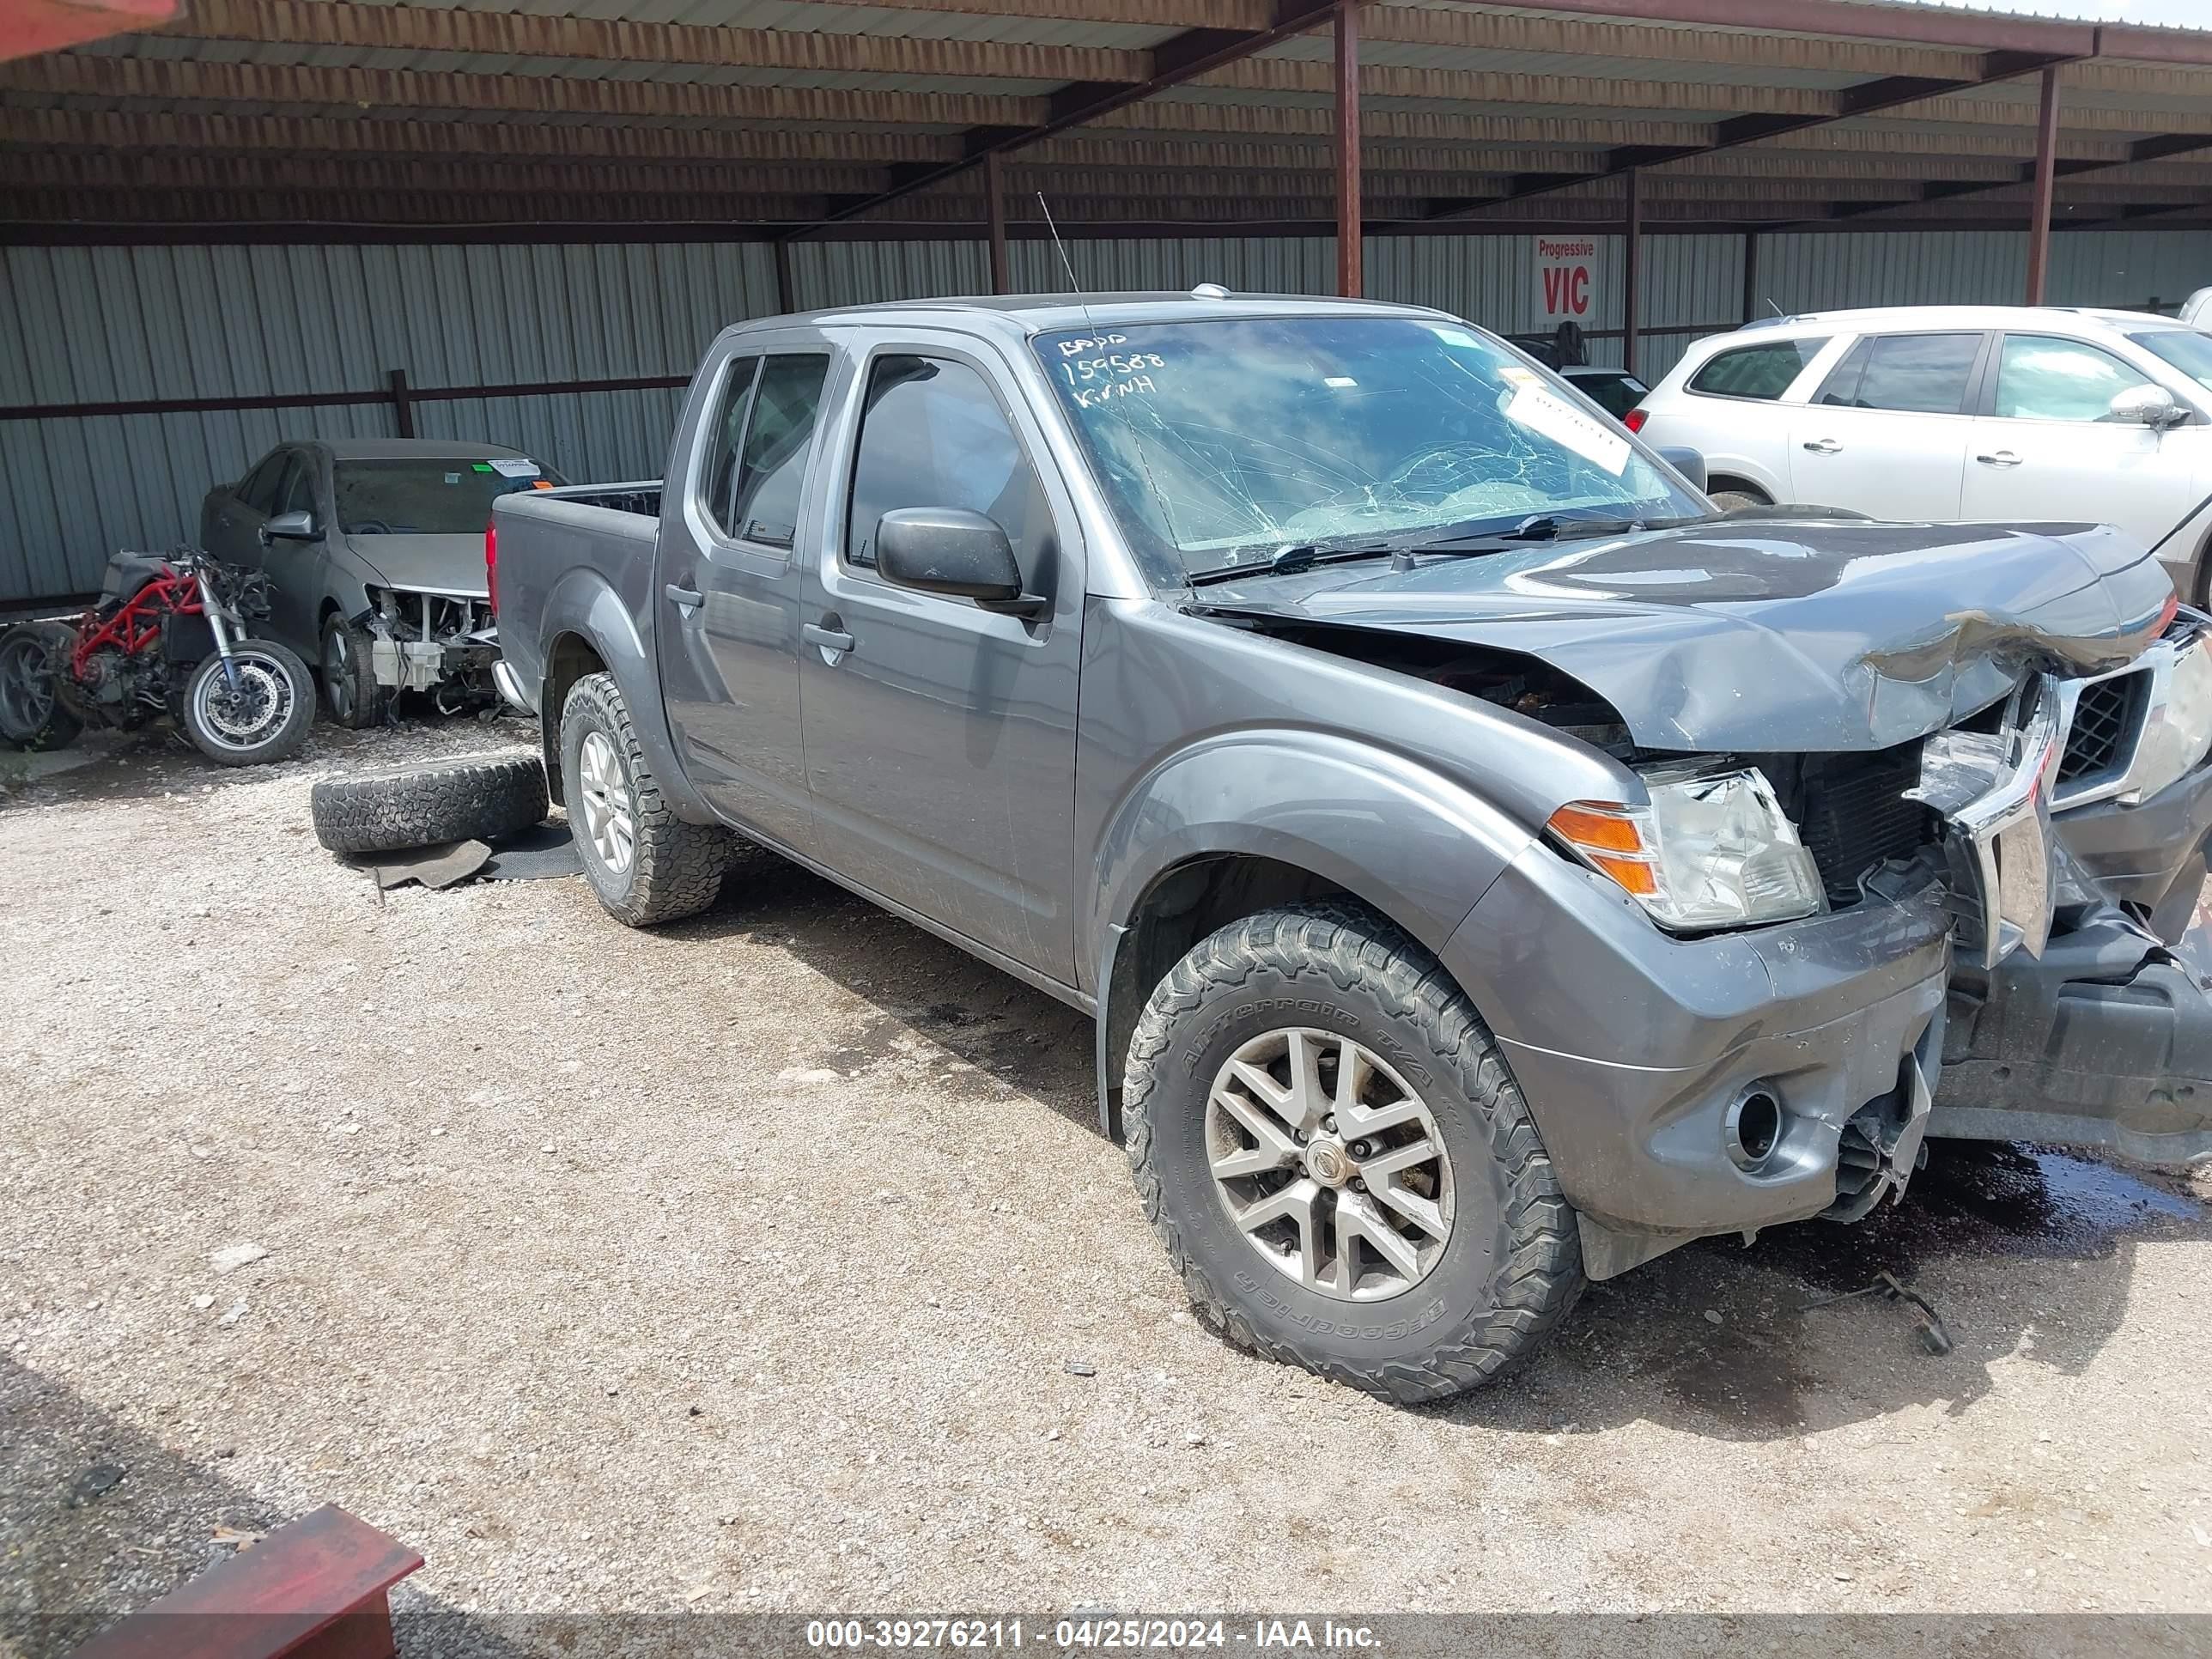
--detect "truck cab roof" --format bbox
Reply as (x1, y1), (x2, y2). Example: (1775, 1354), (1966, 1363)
(729, 289), (1451, 342)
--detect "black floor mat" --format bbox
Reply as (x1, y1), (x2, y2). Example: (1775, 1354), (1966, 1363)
(480, 819), (582, 882)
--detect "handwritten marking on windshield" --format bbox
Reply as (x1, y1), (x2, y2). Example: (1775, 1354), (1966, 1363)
(1073, 377), (1158, 409)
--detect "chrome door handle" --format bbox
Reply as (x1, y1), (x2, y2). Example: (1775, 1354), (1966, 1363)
(1976, 450), (2023, 468)
(802, 622), (856, 654)
(665, 584), (703, 607)
(1802, 438), (1842, 454)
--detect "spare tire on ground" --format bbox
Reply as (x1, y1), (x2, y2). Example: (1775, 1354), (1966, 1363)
(311, 752), (549, 854)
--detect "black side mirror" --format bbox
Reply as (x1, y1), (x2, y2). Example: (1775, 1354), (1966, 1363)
(875, 507), (1047, 619)
(1654, 446), (1708, 493)
(259, 508), (318, 544)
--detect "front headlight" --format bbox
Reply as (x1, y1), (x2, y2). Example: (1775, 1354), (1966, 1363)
(2128, 636), (2212, 803)
(1547, 766), (1826, 932)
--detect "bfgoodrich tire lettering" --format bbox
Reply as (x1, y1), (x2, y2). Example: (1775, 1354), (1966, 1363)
(1123, 904), (1584, 1402)
(560, 672), (732, 927)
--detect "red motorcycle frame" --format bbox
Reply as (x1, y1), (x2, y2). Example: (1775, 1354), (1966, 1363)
(68, 562), (207, 681)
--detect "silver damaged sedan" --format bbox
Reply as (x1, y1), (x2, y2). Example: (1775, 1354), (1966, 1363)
(200, 438), (561, 726)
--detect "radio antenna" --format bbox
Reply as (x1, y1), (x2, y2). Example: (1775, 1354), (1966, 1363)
(1037, 192), (1085, 301)
(1034, 191), (1188, 571)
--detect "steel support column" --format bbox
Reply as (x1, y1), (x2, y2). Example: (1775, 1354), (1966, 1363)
(1622, 168), (1642, 375)
(985, 148), (1011, 294)
(774, 237), (795, 313)
(1741, 228), (1759, 322)
(2026, 64), (2061, 304)
(1334, 0), (1361, 296)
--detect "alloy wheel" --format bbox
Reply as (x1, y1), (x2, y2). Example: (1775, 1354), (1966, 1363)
(194, 653), (295, 750)
(323, 626), (354, 722)
(1206, 1026), (1454, 1303)
(577, 729), (637, 876)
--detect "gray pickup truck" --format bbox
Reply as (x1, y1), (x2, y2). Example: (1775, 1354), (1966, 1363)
(489, 291), (2212, 1401)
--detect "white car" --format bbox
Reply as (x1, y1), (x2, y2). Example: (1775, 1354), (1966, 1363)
(1632, 305), (2212, 602)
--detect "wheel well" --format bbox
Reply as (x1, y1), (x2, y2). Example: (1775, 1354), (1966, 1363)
(1705, 474), (1771, 503)
(1100, 854), (1360, 1133)
(540, 632), (607, 800)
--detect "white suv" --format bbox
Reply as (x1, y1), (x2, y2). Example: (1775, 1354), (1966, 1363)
(1632, 306), (2212, 602)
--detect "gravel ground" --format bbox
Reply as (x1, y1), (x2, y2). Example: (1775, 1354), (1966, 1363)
(5, 720), (2212, 1654)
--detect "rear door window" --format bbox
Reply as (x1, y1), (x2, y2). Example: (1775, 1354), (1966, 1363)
(844, 355), (1050, 581)
(1686, 340), (1820, 400)
(728, 355), (831, 549)
(1993, 334), (2158, 422)
(698, 355), (761, 539)
(1816, 332), (1984, 415)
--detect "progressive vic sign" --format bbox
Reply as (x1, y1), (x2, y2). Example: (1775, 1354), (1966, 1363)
(1535, 236), (1598, 323)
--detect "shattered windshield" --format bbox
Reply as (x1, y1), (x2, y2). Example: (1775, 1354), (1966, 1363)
(1032, 316), (1704, 587)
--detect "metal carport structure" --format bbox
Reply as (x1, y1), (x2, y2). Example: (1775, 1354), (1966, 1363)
(3, 0), (2211, 604)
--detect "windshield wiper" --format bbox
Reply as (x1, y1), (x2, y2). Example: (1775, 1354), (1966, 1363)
(1185, 543), (1402, 586)
(1459, 512), (1712, 545)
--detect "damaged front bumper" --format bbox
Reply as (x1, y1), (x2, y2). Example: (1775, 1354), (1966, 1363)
(1449, 669), (2212, 1281)
(1933, 751), (2212, 1166)
(1443, 842), (1954, 1280)
(363, 586), (498, 703)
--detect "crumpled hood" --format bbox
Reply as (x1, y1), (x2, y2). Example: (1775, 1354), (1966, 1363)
(346, 533), (489, 599)
(1191, 518), (2177, 751)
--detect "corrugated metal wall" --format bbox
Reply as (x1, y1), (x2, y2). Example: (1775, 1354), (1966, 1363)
(6, 227), (2211, 604)
(0, 241), (776, 601)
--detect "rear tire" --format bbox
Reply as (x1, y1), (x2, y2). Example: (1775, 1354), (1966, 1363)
(319, 614), (386, 730)
(1708, 488), (1767, 512)
(310, 752), (548, 854)
(560, 672), (732, 927)
(0, 623), (83, 752)
(1123, 903), (1584, 1403)
(180, 641), (315, 768)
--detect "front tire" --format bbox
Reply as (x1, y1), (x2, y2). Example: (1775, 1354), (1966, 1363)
(1124, 905), (1584, 1402)
(319, 614), (386, 730)
(560, 672), (732, 927)
(180, 641), (314, 767)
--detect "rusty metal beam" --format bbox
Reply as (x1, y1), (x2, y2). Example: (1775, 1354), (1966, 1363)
(0, 149), (891, 198)
(15, 208), (2202, 248)
(2025, 66), (2061, 303)
(1355, 4), (1983, 79)
(1334, 0), (1360, 297)
(985, 149), (1010, 294)
(0, 54), (1046, 129)
(1832, 127), (2212, 222)
(793, 0), (1346, 234)
(1470, 0), (2097, 58)
(0, 107), (964, 166)
(1622, 167), (1642, 376)
(151, 0), (1150, 86)
(1419, 45), (2087, 220)
(14, 106), (2158, 185)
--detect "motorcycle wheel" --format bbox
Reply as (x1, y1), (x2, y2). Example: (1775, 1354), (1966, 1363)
(180, 640), (315, 767)
(0, 623), (84, 752)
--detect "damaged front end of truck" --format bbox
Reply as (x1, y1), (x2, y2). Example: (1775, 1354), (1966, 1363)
(1190, 517), (2212, 1275)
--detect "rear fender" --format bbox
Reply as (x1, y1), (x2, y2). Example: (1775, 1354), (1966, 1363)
(536, 566), (712, 823)
(1087, 731), (1535, 1133)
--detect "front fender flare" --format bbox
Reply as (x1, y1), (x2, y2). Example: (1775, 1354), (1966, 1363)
(537, 567), (712, 823)
(1086, 730), (1538, 1133)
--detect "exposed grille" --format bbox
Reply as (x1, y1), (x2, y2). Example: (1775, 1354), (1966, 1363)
(2057, 672), (2148, 786)
(1791, 745), (1936, 907)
